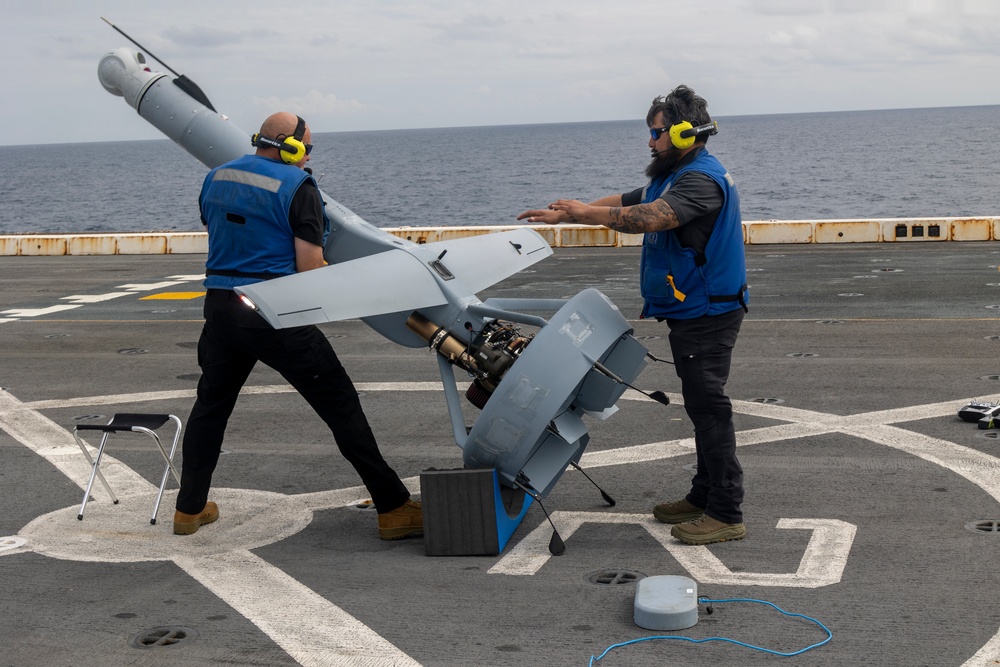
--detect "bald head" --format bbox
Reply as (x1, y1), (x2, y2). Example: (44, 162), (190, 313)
(259, 112), (303, 140)
(254, 112), (312, 167)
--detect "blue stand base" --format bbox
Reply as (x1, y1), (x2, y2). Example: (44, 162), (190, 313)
(419, 468), (533, 556)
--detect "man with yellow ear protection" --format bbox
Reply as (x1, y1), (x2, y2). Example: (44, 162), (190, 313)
(519, 85), (748, 546)
(174, 111), (423, 541)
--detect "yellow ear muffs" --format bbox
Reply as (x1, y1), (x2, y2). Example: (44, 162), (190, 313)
(280, 115), (308, 164)
(251, 117), (309, 164)
(278, 137), (306, 165)
(668, 121), (696, 150)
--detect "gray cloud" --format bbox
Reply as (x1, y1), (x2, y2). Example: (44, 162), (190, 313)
(1, 0), (998, 146)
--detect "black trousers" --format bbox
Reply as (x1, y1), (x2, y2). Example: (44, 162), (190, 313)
(665, 307), (745, 524)
(175, 290), (410, 515)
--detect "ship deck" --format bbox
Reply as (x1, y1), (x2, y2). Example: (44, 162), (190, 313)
(2, 242), (1000, 666)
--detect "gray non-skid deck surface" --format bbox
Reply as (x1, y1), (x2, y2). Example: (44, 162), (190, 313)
(2, 242), (1000, 666)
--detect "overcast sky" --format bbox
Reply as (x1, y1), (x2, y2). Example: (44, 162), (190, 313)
(3, 0), (999, 146)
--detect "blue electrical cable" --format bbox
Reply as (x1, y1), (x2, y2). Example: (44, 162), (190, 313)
(587, 596), (832, 666)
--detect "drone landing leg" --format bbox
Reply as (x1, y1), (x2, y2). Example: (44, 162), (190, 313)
(569, 461), (616, 506)
(514, 477), (565, 556)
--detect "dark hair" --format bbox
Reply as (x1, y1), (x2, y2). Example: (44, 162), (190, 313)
(646, 85), (712, 141)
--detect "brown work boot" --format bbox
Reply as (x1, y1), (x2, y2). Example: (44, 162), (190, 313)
(173, 501), (219, 536)
(378, 499), (423, 540)
(671, 515), (746, 545)
(653, 498), (704, 524)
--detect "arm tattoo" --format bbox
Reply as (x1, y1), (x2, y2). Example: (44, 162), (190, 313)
(606, 199), (680, 234)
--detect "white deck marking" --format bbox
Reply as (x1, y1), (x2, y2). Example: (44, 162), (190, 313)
(177, 550), (421, 667)
(661, 517), (857, 588)
(0, 389), (154, 496)
(60, 292), (133, 303)
(0, 304), (81, 317)
(115, 281), (186, 291)
(5, 383), (1000, 665)
(297, 476), (422, 512)
(15, 382), (448, 411)
(850, 424), (1000, 504)
(0, 274), (205, 324)
(0, 536), (29, 556)
(18, 389), (200, 410)
(965, 633), (1000, 667)
(488, 512), (856, 588)
(10, 490), (417, 665)
(166, 274), (209, 281)
(0, 385), (434, 666)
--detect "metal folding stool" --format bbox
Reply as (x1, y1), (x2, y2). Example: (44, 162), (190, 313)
(73, 413), (183, 525)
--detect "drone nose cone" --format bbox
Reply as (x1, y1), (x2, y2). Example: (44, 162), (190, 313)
(98, 47), (164, 107)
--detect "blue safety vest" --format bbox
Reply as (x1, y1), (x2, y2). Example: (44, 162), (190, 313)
(639, 150), (748, 319)
(201, 155), (329, 290)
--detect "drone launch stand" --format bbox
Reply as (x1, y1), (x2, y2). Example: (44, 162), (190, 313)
(420, 468), (533, 556)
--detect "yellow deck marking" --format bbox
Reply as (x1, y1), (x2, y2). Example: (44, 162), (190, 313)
(139, 291), (206, 300)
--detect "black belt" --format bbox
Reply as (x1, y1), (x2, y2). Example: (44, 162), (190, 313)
(205, 268), (288, 280)
(709, 283), (749, 312)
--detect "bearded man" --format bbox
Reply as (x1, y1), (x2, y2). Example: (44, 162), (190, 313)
(518, 85), (749, 545)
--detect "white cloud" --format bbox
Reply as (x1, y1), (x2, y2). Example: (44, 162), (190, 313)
(766, 25), (822, 47)
(750, 0), (827, 16)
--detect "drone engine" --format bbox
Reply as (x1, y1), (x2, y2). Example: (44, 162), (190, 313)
(405, 313), (534, 409)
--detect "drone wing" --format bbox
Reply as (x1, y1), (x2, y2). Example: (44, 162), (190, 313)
(236, 228), (552, 329)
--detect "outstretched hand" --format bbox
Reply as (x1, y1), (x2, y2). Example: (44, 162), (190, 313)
(517, 199), (591, 225)
(517, 207), (565, 224)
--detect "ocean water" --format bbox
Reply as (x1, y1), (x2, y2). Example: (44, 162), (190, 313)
(1, 105), (998, 234)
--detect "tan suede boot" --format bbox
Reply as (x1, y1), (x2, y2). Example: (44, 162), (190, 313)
(377, 499), (424, 540)
(670, 515), (746, 545)
(173, 501), (219, 536)
(652, 498), (704, 524)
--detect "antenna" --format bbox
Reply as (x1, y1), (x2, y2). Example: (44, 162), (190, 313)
(591, 359), (670, 406)
(101, 17), (180, 77)
(100, 17), (217, 112)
